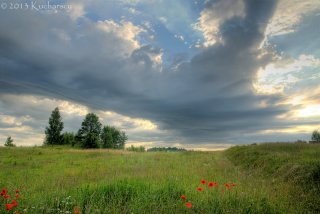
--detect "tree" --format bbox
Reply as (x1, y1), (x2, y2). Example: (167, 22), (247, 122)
(77, 113), (102, 148)
(62, 132), (76, 146)
(4, 136), (15, 147)
(100, 126), (127, 149)
(44, 107), (64, 145)
(311, 130), (320, 142)
(101, 126), (113, 148)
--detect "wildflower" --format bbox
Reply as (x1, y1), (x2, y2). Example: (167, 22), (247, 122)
(73, 206), (81, 214)
(12, 199), (18, 207)
(15, 194), (20, 199)
(16, 189), (20, 193)
(200, 180), (206, 184)
(1, 188), (7, 195)
(185, 202), (192, 208)
(5, 194), (10, 199)
(197, 187), (203, 191)
(232, 183), (237, 187)
(208, 182), (214, 187)
(225, 183), (233, 191)
(180, 195), (186, 200)
(6, 203), (14, 211)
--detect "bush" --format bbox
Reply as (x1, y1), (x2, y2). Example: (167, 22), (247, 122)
(126, 145), (145, 152)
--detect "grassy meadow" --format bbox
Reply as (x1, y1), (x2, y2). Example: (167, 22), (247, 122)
(0, 143), (319, 213)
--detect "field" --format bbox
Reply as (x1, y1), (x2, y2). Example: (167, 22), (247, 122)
(0, 143), (319, 213)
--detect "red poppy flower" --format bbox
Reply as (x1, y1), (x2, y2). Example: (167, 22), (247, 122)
(208, 182), (214, 187)
(232, 183), (237, 187)
(185, 202), (192, 208)
(201, 180), (206, 184)
(180, 195), (186, 200)
(15, 194), (20, 199)
(1, 188), (7, 195)
(12, 199), (18, 207)
(74, 206), (81, 214)
(15, 189), (20, 193)
(225, 183), (233, 190)
(197, 187), (203, 191)
(6, 204), (14, 211)
(5, 194), (10, 199)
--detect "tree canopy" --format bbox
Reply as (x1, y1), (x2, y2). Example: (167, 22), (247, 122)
(311, 130), (320, 142)
(45, 107), (64, 145)
(101, 126), (127, 149)
(77, 113), (102, 148)
(4, 136), (15, 147)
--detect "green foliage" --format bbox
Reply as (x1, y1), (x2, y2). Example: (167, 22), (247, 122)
(62, 132), (76, 146)
(4, 136), (15, 147)
(147, 147), (186, 152)
(311, 130), (320, 142)
(45, 107), (64, 145)
(100, 126), (127, 149)
(126, 145), (145, 152)
(77, 113), (102, 148)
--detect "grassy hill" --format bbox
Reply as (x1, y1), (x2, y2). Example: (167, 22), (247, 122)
(0, 144), (319, 213)
(225, 143), (320, 213)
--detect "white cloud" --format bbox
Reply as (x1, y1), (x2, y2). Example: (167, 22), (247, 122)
(254, 54), (320, 94)
(193, 0), (245, 47)
(174, 34), (184, 41)
(266, 0), (320, 37)
(96, 19), (145, 56)
(69, 2), (86, 20)
(0, 115), (32, 126)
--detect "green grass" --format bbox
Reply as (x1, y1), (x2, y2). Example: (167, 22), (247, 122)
(0, 144), (319, 213)
(225, 143), (320, 213)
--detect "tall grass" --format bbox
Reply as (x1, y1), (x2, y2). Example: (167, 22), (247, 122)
(225, 143), (320, 213)
(0, 145), (317, 213)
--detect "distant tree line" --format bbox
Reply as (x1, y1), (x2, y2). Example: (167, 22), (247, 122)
(126, 145), (146, 152)
(44, 107), (127, 149)
(147, 147), (186, 152)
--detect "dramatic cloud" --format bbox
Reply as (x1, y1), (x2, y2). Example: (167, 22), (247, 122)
(0, 0), (319, 148)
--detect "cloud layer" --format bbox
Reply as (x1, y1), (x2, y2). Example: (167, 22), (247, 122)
(1, 0), (320, 147)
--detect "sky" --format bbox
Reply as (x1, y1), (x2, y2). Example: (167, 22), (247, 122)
(0, 0), (320, 150)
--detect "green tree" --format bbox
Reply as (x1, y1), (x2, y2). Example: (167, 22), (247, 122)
(77, 113), (102, 148)
(311, 130), (320, 142)
(62, 132), (76, 146)
(101, 126), (113, 148)
(44, 107), (64, 145)
(100, 126), (127, 149)
(4, 136), (15, 147)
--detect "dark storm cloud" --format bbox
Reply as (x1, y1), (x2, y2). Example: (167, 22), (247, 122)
(0, 0), (299, 144)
